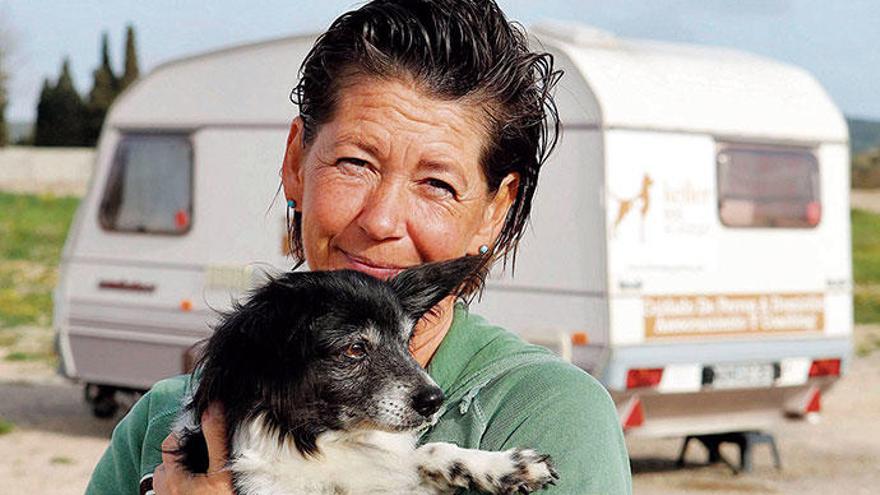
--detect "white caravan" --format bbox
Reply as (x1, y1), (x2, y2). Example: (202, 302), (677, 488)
(55, 23), (851, 442)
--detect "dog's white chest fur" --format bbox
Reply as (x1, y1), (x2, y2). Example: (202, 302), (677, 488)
(228, 416), (556, 495)
(232, 419), (422, 494)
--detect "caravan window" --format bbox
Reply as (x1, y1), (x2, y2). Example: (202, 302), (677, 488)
(717, 145), (820, 229)
(99, 134), (194, 235)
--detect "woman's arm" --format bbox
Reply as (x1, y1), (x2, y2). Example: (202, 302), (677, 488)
(86, 397), (151, 494)
(86, 378), (184, 495)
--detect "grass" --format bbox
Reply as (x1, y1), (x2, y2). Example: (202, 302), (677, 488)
(0, 417), (14, 435)
(0, 192), (78, 330)
(0, 192), (80, 264)
(852, 208), (880, 285)
(852, 208), (880, 326)
(4, 350), (52, 362)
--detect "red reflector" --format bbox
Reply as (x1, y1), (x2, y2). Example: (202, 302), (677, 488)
(621, 397), (645, 430)
(627, 368), (664, 389)
(175, 209), (190, 229)
(809, 359), (841, 377)
(805, 387), (821, 413)
(806, 201), (821, 226)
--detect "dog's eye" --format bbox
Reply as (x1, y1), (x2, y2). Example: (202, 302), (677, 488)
(343, 343), (367, 359)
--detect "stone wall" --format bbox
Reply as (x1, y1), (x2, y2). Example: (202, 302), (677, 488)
(0, 147), (96, 197)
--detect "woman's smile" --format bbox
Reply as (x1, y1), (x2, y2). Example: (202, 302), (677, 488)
(336, 248), (407, 280)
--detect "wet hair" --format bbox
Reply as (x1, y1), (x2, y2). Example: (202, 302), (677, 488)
(286, 0), (562, 273)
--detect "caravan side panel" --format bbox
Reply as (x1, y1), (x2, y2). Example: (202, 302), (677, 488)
(473, 129), (609, 361)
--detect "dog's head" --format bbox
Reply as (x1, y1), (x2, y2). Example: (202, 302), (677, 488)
(191, 255), (485, 456)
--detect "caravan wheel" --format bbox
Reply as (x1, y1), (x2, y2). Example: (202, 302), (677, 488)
(84, 384), (119, 419)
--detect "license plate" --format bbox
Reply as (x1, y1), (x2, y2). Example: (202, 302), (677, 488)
(705, 362), (777, 390)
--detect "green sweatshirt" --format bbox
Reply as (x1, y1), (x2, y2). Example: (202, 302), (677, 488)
(86, 304), (632, 494)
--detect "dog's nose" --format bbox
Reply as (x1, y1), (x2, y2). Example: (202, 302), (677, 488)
(411, 386), (444, 418)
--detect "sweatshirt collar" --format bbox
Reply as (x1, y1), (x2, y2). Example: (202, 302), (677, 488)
(426, 303), (497, 396)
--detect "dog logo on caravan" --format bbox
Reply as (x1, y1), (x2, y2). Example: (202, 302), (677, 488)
(611, 173), (654, 241)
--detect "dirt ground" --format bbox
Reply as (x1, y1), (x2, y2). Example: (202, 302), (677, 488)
(628, 325), (880, 495)
(0, 348), (115, 495)
(0, 328), (877, 494)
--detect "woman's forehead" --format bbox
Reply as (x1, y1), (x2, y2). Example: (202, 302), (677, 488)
(322, 77), (490, 162)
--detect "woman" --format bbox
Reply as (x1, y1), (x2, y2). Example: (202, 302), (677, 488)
(86, 1), (632, 493)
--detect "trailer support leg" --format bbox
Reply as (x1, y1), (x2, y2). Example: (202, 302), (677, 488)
(676, 431), (781, 474)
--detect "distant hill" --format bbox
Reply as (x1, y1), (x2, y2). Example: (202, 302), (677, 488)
(848, 117), (880, 155)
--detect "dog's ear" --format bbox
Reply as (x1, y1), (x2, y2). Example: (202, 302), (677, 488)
(191, 275), (311, 432)
(389, 255), (488, 321)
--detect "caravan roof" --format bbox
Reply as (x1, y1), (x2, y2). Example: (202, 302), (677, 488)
(109, 24), (847, 144)
(107, 34), (318, 130)
(534, 22), (847, 144)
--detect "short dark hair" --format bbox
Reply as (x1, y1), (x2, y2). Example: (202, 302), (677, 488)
(288, 0), (561, 271)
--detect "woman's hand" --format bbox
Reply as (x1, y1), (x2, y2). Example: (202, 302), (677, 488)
(152, 404), (234, 494)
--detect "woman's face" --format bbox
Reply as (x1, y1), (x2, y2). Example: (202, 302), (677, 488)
(282, 76), (518, 278)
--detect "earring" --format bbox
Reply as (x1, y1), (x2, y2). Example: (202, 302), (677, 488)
(478, 244), (490, 255)
(287, 199), (297, 209)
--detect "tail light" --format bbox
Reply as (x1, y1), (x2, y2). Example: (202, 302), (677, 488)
(809, 358), (841, 377)
(805, 387), (821, 413)
(805, 201), (821, 226)
(626, 368), (664, 389)
(620, 396), (645, 430)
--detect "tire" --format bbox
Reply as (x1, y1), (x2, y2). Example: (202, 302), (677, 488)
(84, 384), (119, 419)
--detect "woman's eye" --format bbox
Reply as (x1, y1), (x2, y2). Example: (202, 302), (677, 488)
(425, 178), (457, 199)
(343, 342), (367, 359)
(337, 157), (369, 168)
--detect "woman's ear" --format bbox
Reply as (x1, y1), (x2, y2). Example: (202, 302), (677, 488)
(282, 117), (306, 207)
(469, 172), (519, 254)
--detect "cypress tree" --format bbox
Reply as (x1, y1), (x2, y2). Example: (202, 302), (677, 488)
(34, 60), (85, 147)
(83, 32), (118, 146)
(120, 25), (140, 91)
(0, 42), (8, 147)
(0, 80), (7, 148)
(34, 78), (56, 146)
(52, 58), (85, 146)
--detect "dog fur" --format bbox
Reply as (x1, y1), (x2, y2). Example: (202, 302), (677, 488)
(172, 256), (558, 494)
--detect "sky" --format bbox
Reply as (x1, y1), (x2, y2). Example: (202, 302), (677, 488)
(2, 0), (879, 123)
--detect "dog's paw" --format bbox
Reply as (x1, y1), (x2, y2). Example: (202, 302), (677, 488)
(495, 448), (559, 494)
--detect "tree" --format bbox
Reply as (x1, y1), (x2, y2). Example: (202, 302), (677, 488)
(34, 78), (56, 145)
(0, 48), (8, 147)
(120, 24), (140, 91)
(34, 59), (85, 146)
(83, 32), (118, 146)
(0, 20), (10, 147)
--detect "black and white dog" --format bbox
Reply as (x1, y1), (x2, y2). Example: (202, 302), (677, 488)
(173, 256), (558, 494)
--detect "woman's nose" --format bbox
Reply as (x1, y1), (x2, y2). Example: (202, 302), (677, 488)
(356, 180), (407, 241)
